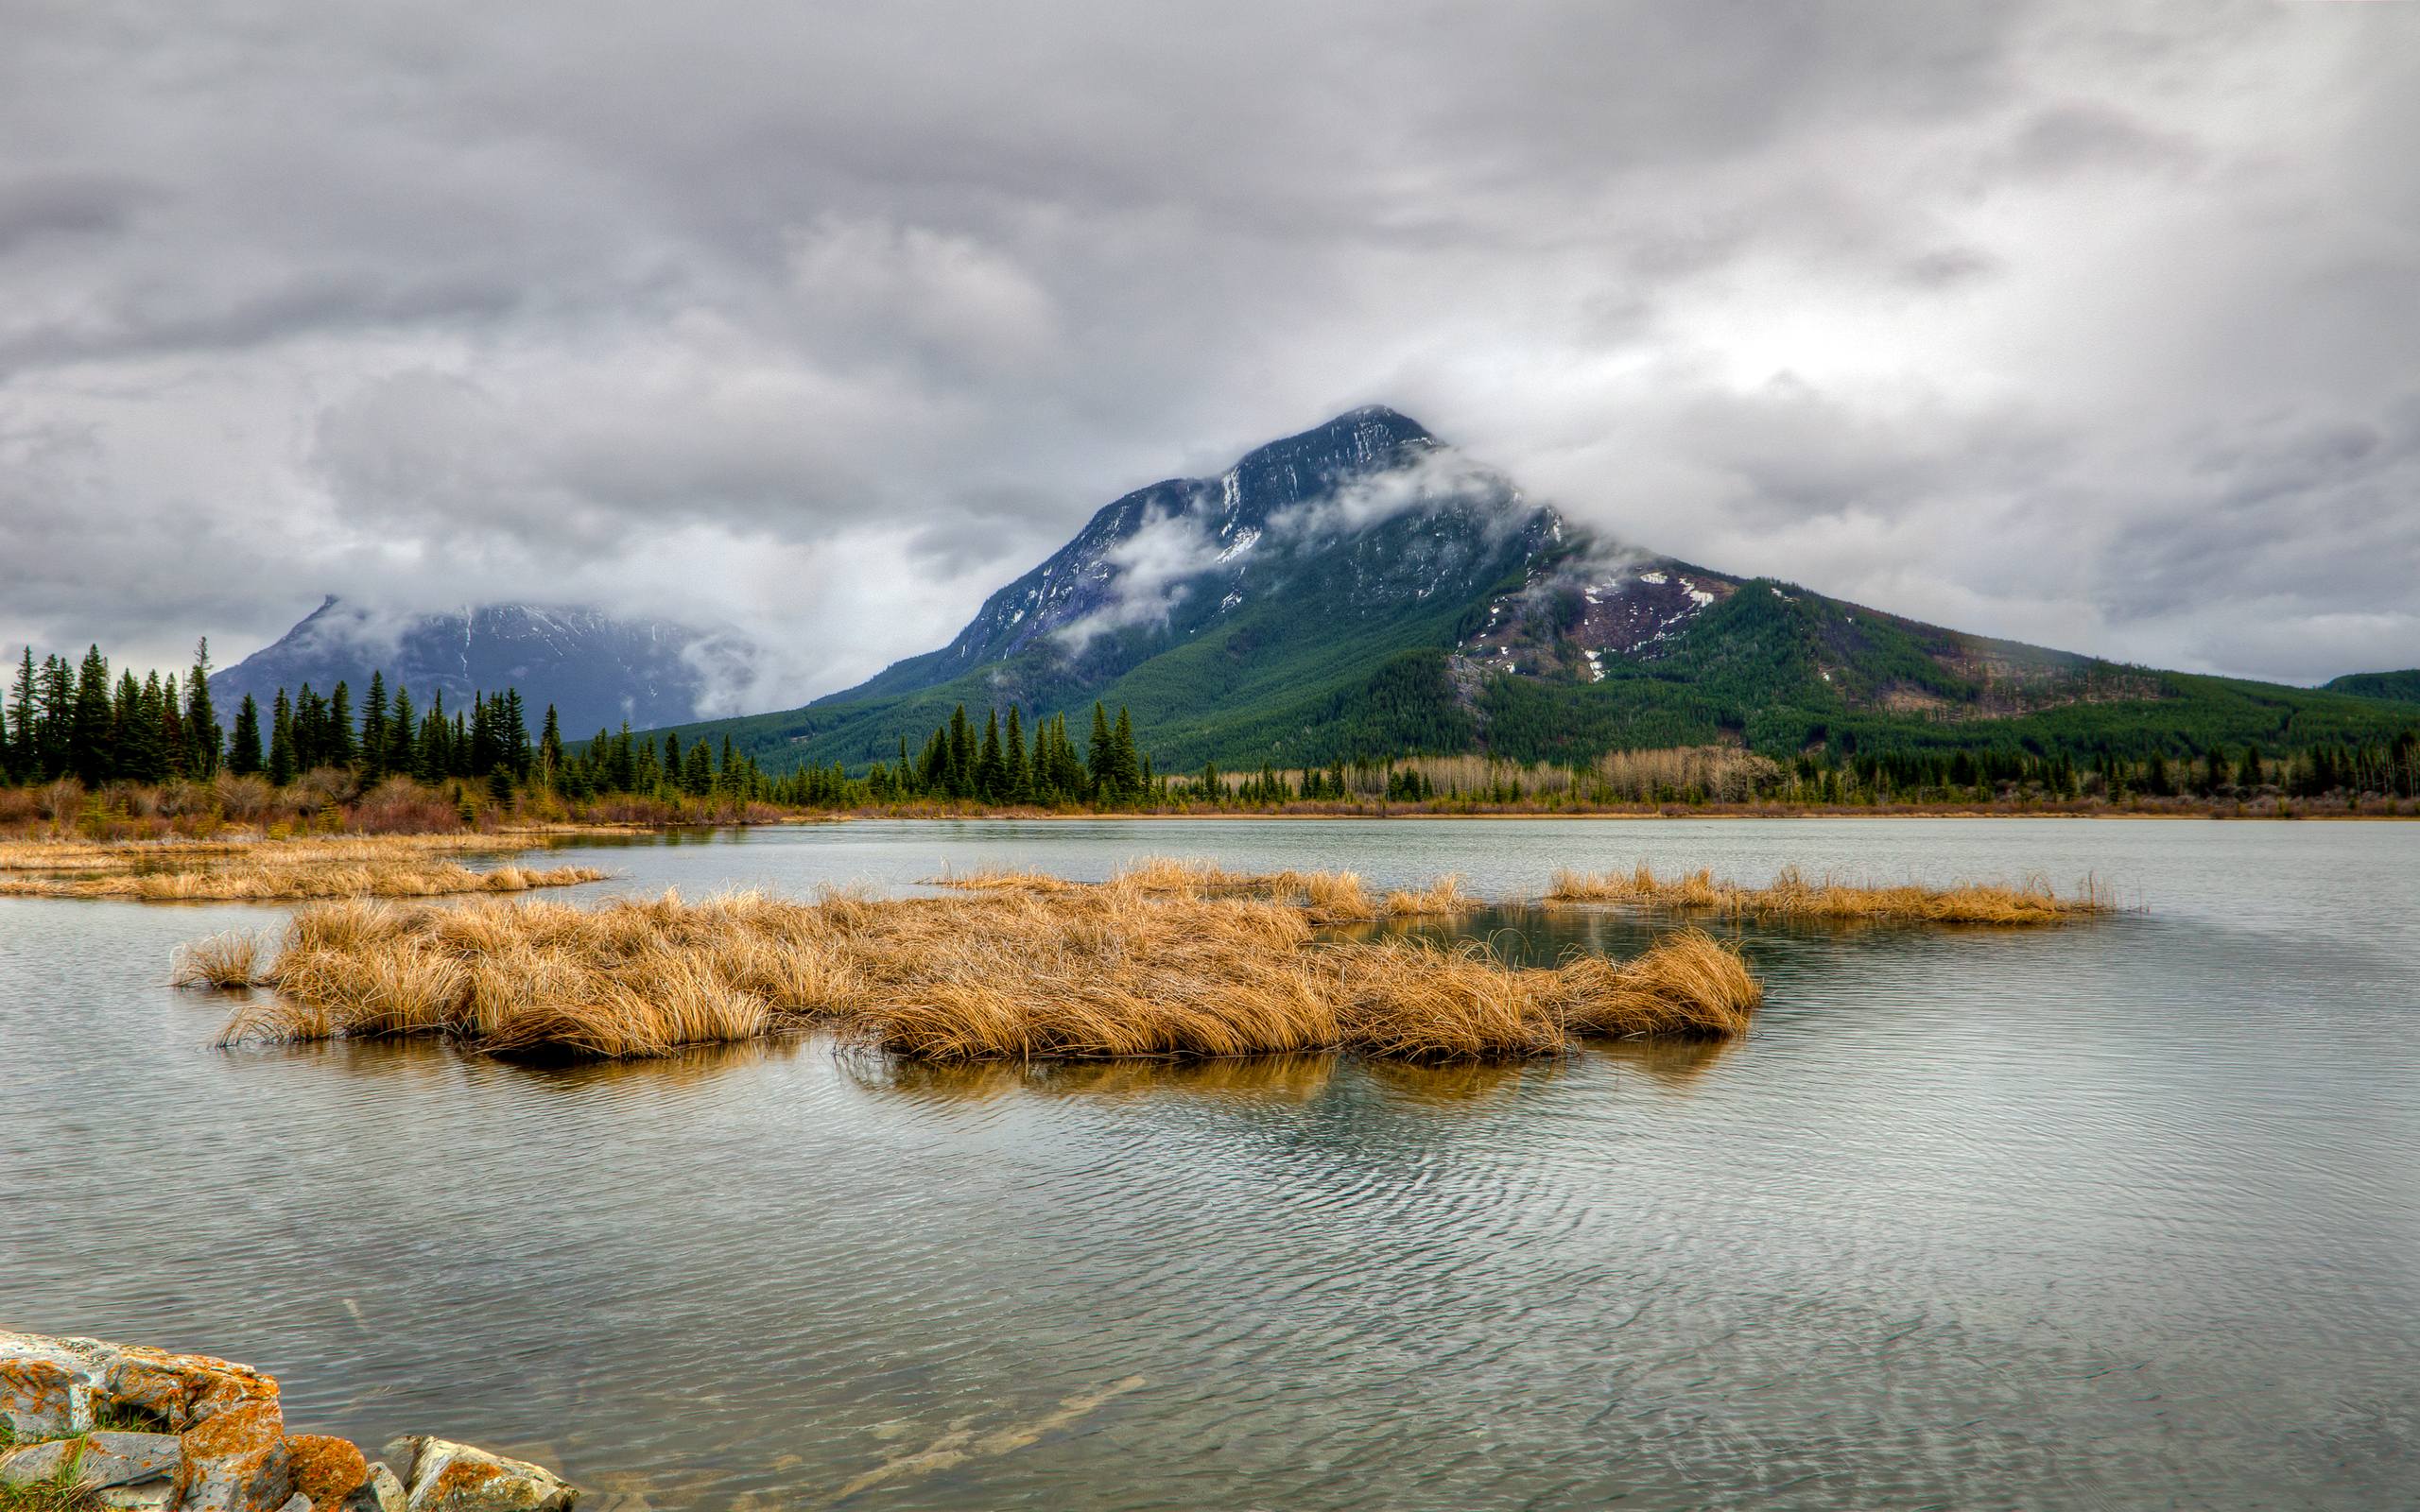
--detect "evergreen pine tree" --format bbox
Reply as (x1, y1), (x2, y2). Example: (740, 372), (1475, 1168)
(7, 648), (35, 780)
(502, 690), (530, 777)
(360, 671), (389, 781)
(267, 691), (297, 786)
(116, 670), (165, 782)
(328, 681), (356, 768)
(228, 695), (264, 777)
(385, 687), (417, 778)
(946, 706), (974, 798)
(607, 722), (636, 792)
(1003, 706), (1029, 803)
(539, 705), (563, 786)
(975, 710), (1005, 801)
(1110, 706), (1141, 799)
(1086, 702), (1114, 799)
(69, 645), (114, 786)
(468, 693), (497, 777)
(184, 639), (221, 780)
(160, 674), (187, 780)
(290, 684), (321, 771)
(416, 692), (447, 781)
(916, 727), (949, 794)
(37, 655), (74, 779)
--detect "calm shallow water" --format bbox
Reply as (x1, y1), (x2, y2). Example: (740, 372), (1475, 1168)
(3, 818), (2415, 1509)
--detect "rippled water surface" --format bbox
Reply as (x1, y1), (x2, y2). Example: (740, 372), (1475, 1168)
(4, 818), (2416, 1509)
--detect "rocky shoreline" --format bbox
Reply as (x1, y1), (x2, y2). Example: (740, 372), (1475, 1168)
(0, 1334), (573, 1512)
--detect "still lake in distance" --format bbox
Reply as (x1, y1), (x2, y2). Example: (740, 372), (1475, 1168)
(4, 818), (2414, 1509)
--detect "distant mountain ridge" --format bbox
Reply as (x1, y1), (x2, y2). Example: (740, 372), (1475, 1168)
(641, 405), (2417, 773)
(215, 599), (749, 734)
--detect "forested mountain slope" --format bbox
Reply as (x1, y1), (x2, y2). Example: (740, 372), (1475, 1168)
(651, 407), (2415, 773)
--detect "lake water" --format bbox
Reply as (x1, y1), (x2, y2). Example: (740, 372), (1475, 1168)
(3, 818), (2415, 1509)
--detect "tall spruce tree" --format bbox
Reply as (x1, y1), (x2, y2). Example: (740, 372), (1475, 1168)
(266, 691), (297, 786)
(114, 670), (165, 782)
(501, 690), (530, 778)
(159, 674), (187, 779)
(228, 695), (265, 776)
(7, 648), (36, 780)
(184, 639), (221, 779)
(975, 710), (1005, 800)
(69, 645), (115, 786)
(1086, 702), (1115, 799)
(1003, 706), (1029, 803)
(360, 672), (389, 781)
(384, 686), (416, 777)
(327, 682), (356, 768)
(1109, 706), (1141, 799)
(946, 705), (974, 798)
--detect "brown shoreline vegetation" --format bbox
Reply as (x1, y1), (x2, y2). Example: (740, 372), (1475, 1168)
(1546, 863), (2117, 923)
(0, 833), (608, 902)
(927, 857), (1483, 922)
(196, 864), (1762, 1063)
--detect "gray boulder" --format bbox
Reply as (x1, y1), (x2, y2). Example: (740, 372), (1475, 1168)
(345, 1462), (409, 1512)
(0, 1438), (78, 1485)
(389, 1436), (577, 1512)
(75, 1430), (183, 1488)
(0, 1332), (103, 1437)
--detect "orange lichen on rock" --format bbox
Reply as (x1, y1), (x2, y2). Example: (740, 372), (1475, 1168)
(175, 1398), (291, 1512)
(284, 1433), (371, 1511)
(102, 1343), (281, 1429)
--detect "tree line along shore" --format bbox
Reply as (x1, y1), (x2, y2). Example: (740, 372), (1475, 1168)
(5, 640), (2416, 842)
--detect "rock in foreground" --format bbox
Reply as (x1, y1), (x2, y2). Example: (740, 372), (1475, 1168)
(0, 1333), (575, 1512)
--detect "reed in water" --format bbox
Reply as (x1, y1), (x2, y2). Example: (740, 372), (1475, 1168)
(205, 866), (1761, 1062)
(1545, 862), (2114, 923)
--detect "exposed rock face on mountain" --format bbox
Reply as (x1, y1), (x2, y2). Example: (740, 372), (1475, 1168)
(834, 406), (1556, 704)
(658, 405), (2411, 772)
(214, 600), (750, 735)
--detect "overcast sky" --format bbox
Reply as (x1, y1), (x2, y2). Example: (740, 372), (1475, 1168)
(5, 0), (2416, 700)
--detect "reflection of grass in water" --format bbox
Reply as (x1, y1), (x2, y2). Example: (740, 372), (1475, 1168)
(1360, 1056), (1551, 1107)
(852, 1052), (1341, 1104)
(1594, 1034), (1740, 1086)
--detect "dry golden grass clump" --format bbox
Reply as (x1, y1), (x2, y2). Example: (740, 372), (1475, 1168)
(206, 877), (1761, 1064)
(171, 930), (262, 988)
(1546, 862), (2115, 923)
(1379, 873), (1481, 918)
(0, 833), (606, 901)
(930, 856), (1480, 923)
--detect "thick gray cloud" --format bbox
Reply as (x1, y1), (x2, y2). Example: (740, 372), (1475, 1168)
(2, 0), (2415, 693)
